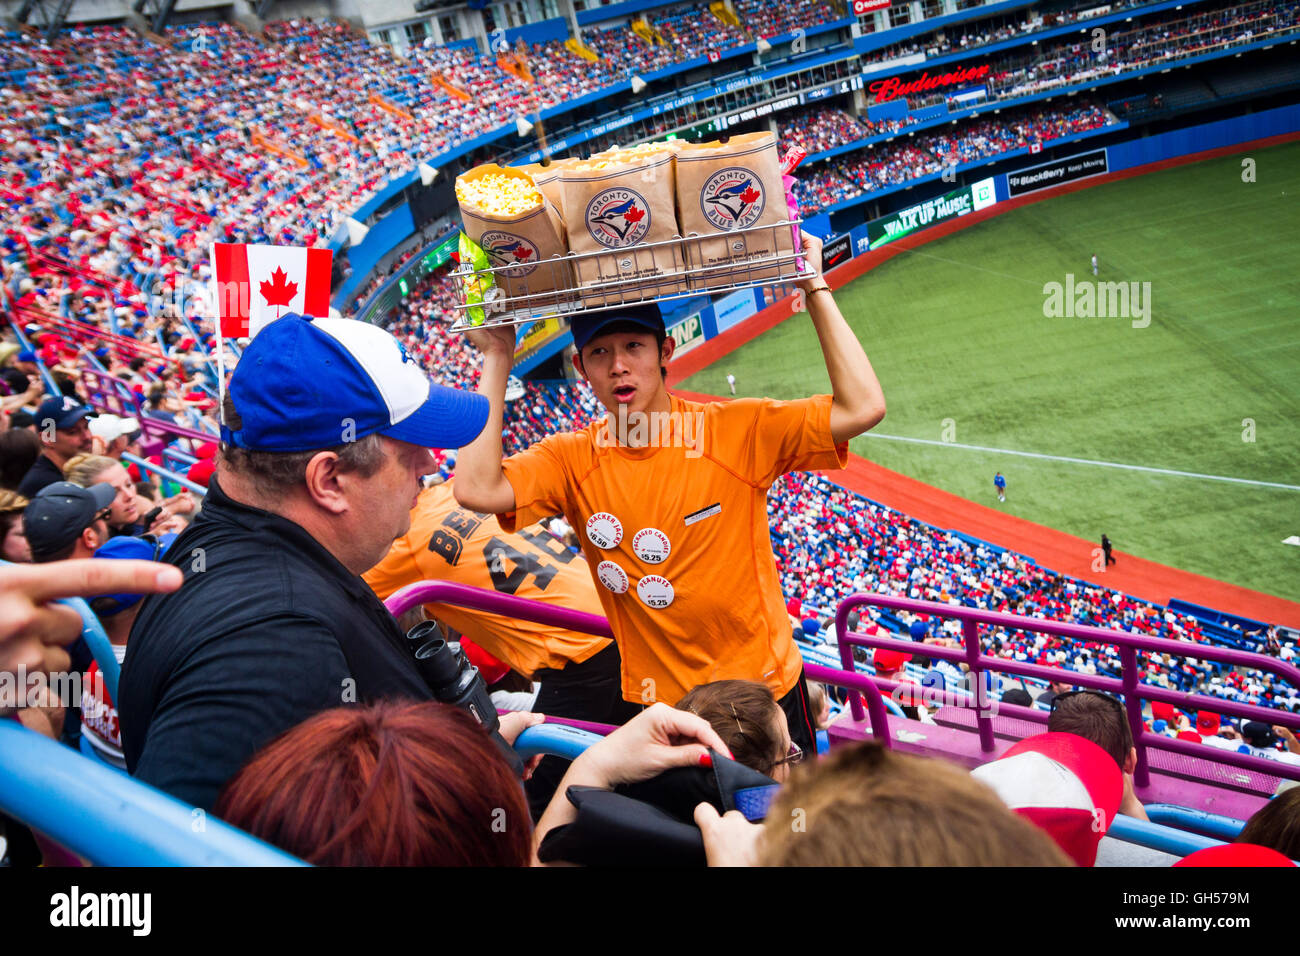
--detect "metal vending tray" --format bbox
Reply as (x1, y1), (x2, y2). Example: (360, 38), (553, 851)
(448, 219), (811, 331)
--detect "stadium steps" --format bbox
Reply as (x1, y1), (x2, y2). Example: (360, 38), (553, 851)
(835, 702), (1277, 822)
(931, 703), (1288, 803)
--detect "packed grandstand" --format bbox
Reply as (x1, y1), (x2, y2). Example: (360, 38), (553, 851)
(1, 0), (1298, 875)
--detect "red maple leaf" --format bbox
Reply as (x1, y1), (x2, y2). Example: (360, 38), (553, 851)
(513, 247), (534, 260)
(260, 266), (297, 317)
(622, 206), (645, 224)
(739, 186), (760, 205)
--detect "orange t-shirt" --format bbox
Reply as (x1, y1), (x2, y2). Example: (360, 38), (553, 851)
(501, 392), (847, 705)
(364, 481), (609, 680)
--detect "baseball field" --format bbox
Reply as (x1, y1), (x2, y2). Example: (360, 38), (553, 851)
(683, 140), (1300, 602)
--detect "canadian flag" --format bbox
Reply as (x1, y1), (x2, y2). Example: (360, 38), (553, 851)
(1029, 142), (1043, 154)
(211, 243), (333, 339)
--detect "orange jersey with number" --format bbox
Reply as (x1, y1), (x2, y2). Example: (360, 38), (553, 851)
(364, 481), (609, 679)
(500, 392), (846, 705)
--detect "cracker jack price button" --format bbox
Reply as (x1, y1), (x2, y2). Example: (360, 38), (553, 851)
(636, 574), (674, 610)
(586, 512), (623, 550)
(632, 527), (671, 564)
(596, 560), (629, 594)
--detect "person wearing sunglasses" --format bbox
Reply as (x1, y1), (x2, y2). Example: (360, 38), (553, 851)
(22, 480), (116, 564)
(1048, 689), (1149, 821)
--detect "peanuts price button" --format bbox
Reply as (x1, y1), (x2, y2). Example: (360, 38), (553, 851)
(637, 575), (674, 609)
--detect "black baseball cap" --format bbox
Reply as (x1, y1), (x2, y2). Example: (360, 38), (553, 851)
(1242, 721), (1277, 748)
(569, 303), (664, 352)
(24, 481), (116, 561)
(35, 395), (94, 430)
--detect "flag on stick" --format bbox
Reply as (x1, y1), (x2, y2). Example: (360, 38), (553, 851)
(211, 243), (333, 339)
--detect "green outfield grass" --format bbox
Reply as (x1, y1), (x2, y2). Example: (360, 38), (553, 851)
(684, 141), (1300, 602)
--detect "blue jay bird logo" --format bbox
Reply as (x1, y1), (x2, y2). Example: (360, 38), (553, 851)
(701, 167), (766, 230)
(585, 188), (651, 248)
(481, 231), (540, 276)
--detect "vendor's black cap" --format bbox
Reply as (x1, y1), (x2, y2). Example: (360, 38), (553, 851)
(570, 303), (665, 352)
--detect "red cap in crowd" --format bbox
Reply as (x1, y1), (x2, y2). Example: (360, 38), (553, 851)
(187, 457), (215, 488)
(874, 648), (911, 673)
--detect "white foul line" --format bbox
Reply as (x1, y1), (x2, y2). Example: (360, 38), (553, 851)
(862, 433), (1300, 491)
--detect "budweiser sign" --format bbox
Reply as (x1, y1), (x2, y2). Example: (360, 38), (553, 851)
(853, 0), (890, 13)
(869, 63), (991, 103)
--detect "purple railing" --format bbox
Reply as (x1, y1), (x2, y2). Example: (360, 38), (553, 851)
(384, 580), (621, 736)
(833, 594), (1300, 786)
(385, 580), (614, 639)
(79, 367), (216, 456)
(79, 367), (142, 419)
(378, 582), (1300, 779)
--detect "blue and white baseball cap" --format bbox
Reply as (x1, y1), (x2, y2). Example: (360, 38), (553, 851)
(222, 314), (489, 453)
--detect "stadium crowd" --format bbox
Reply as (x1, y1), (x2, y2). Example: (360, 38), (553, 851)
(779, 108), (915, 155)
(792, 102), (1112, 212)
(979, 0), (1300, 101)
(854, 0), (1149, 70)
(7, 0), (1298, 326)
(3, 262), (1298, 872)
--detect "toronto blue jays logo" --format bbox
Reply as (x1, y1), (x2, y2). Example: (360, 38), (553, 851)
(585, 188), (651, 248)
(700, 167), (765, 230)
(480, 231), (540, 277)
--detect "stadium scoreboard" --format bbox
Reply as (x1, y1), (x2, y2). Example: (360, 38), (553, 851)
(358, 232), (458, 323)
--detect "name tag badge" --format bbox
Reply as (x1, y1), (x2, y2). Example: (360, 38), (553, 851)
(683, 503), (721, 527)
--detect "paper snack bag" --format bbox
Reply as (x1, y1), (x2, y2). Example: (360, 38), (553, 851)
(675, 131), (795, 286)
(513, 158), (578, 220)
(456, 163), (571, 308)
(560, 150), (686, 308)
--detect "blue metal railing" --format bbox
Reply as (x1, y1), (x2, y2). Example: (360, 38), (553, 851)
(121, 452), (209, 497)
(1144, 804), (1248, 842)
(1107, 814), (1224, 859)
(0, 718), (308, 866)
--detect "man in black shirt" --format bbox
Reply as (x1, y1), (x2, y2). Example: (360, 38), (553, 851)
(17, 395), (95, 498)
(120, 314), (490, 812)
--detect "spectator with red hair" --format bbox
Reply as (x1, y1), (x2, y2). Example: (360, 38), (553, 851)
(216, 701), (542, 866)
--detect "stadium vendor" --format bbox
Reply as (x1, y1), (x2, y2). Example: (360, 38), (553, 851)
(456, 232), (886, 754)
